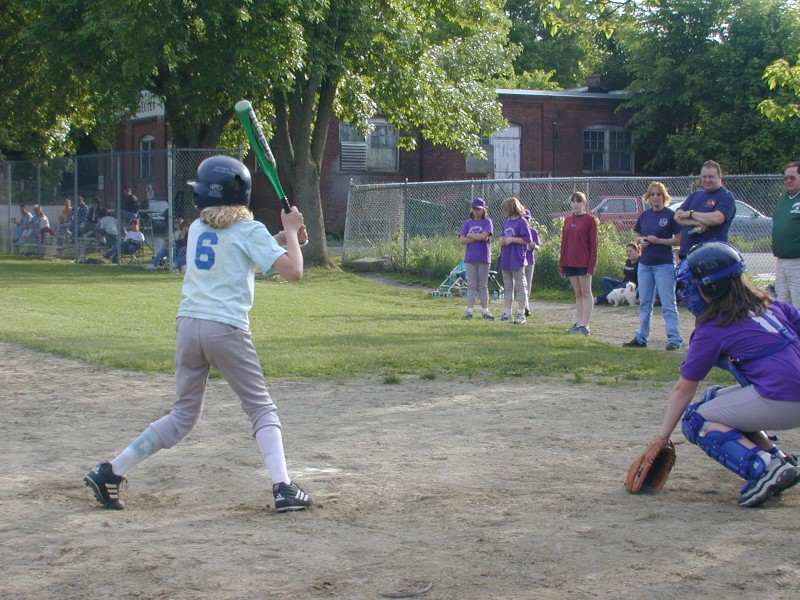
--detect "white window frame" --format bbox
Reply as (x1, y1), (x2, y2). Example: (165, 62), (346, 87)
(582, 127), (633, 174)
(139, 135), (156, 181)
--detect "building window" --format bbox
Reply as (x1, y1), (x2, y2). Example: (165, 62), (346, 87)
(583, 128), (633, 173)
(140, 135), (156, 181)
(339, 120), (398, 172)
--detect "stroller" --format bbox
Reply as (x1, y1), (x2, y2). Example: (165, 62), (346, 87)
(432, 261), (504, 299)
(488, 269), (504, 300)
(432, 261), (469, 298)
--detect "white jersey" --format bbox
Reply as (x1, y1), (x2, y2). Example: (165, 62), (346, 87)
(177, 219), (287, 330)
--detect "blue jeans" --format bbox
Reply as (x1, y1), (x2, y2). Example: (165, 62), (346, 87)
(636, 263), (682, 346)
(596, 277), (623, 304)
(149, 244), (187, 268)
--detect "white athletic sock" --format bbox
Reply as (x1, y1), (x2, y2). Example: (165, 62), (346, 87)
(465, 308), (473, 315)
(111, 426), (164, 477)
(482, 308), (490, 315)
(255, 426), (290, 485)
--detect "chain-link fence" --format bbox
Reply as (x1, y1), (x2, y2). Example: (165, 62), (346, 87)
(1, 148), (236, 263)
(343, 175), (784, 274)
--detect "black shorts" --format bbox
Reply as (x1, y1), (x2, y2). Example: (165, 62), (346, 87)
(562, 266), (589, 277)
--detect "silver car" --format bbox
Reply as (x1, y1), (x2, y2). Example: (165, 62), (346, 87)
(671, 198), (772, 241)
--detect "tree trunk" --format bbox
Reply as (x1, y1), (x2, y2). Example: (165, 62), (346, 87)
(292, 159), (333, 268)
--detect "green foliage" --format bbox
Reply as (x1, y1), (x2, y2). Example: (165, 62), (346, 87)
(379, 235), (465, 280)
(495, 70), (563, 91)
(506, 0), (653, 89)
(532, 220), (633, 291)
(360, 218), (633, 294)
(760, 53), (800, 122)
(623, 0), (800, 174)
(0, 256), (684, 383)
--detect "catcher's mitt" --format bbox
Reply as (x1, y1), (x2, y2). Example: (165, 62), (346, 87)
(624, 435), (676, 494)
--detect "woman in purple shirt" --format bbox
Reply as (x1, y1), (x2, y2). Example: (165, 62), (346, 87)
(643, 241), (800, 508)
(459, 198), (494, 320)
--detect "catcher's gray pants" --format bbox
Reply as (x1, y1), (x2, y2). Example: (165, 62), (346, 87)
(150, 317), (281, 448)
(465, 262), (490, 304)
(697, 384), (800, 432)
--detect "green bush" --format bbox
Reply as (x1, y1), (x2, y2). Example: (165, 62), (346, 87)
(361, 218), (638, 294)
(526, 219), (636, 292)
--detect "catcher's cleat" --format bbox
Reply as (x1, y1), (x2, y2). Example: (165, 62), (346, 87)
(273, 481), (313, 513)
(84, 461), (126, 510)
(738, 457), (798, 507)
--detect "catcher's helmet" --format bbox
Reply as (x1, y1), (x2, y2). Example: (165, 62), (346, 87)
(187, 155), (251, 209)
(676, 241), (745, 315)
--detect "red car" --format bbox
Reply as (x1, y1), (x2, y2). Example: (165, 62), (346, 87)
(551, 196), (643, 231)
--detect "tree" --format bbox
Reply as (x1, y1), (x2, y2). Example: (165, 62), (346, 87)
(505, 0), (647, 90)
(759, 54), (800, 122)
(0, 2), (95, 159)
(15, 0), (514, 266)
(622, 0), (800, 174)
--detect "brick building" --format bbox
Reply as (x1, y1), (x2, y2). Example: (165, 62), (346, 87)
(119, 78), (638, 234)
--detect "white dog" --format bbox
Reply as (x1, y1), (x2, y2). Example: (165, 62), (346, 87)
(607, 281), (638, 306)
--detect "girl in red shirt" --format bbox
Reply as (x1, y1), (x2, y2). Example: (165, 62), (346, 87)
(559, 192), (599, 335)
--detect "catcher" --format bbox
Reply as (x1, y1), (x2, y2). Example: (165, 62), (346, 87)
(626, 241), (800, 507)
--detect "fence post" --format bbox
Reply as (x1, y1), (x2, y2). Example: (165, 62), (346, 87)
(167, 143), (174, 268)
(4, 163), (11, 253)
(402, 179), (410, 271)
(114, 154), (122, 265)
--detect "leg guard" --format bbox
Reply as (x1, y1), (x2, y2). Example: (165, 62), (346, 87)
(682, 387), (768, 481)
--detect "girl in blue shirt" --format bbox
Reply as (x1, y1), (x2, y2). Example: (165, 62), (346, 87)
(84, 156), (313, 513)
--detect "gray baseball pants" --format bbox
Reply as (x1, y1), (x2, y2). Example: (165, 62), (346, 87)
(150, 316), (281, 448)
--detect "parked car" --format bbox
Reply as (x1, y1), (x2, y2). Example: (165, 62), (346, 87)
(728, 200), (773, 240)
(549, 196), (643, 231)
(670, 197), (773, 241)
(550, 195), (773, 240)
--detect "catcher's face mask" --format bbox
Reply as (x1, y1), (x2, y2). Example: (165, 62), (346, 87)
(675, 261), (708, 316)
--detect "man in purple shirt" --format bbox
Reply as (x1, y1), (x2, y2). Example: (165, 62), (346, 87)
(674, 160), (736, 259)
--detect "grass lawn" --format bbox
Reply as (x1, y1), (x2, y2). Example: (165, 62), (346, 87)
(0, 255), (686, 383)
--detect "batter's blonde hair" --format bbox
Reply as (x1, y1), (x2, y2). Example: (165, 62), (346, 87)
(199, 205), (253, 229)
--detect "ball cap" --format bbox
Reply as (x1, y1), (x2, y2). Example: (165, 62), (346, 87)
(471, 198), (486, 209)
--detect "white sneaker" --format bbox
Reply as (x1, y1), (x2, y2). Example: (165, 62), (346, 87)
(144, 263), (159, 271)
(180, 265), (187, 273)
(739, 457), (798, 507)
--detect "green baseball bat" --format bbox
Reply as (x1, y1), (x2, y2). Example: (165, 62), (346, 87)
(235, 100), (291, 214)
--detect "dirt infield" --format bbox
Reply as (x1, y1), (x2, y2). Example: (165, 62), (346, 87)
(2, 320), (800, 598)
